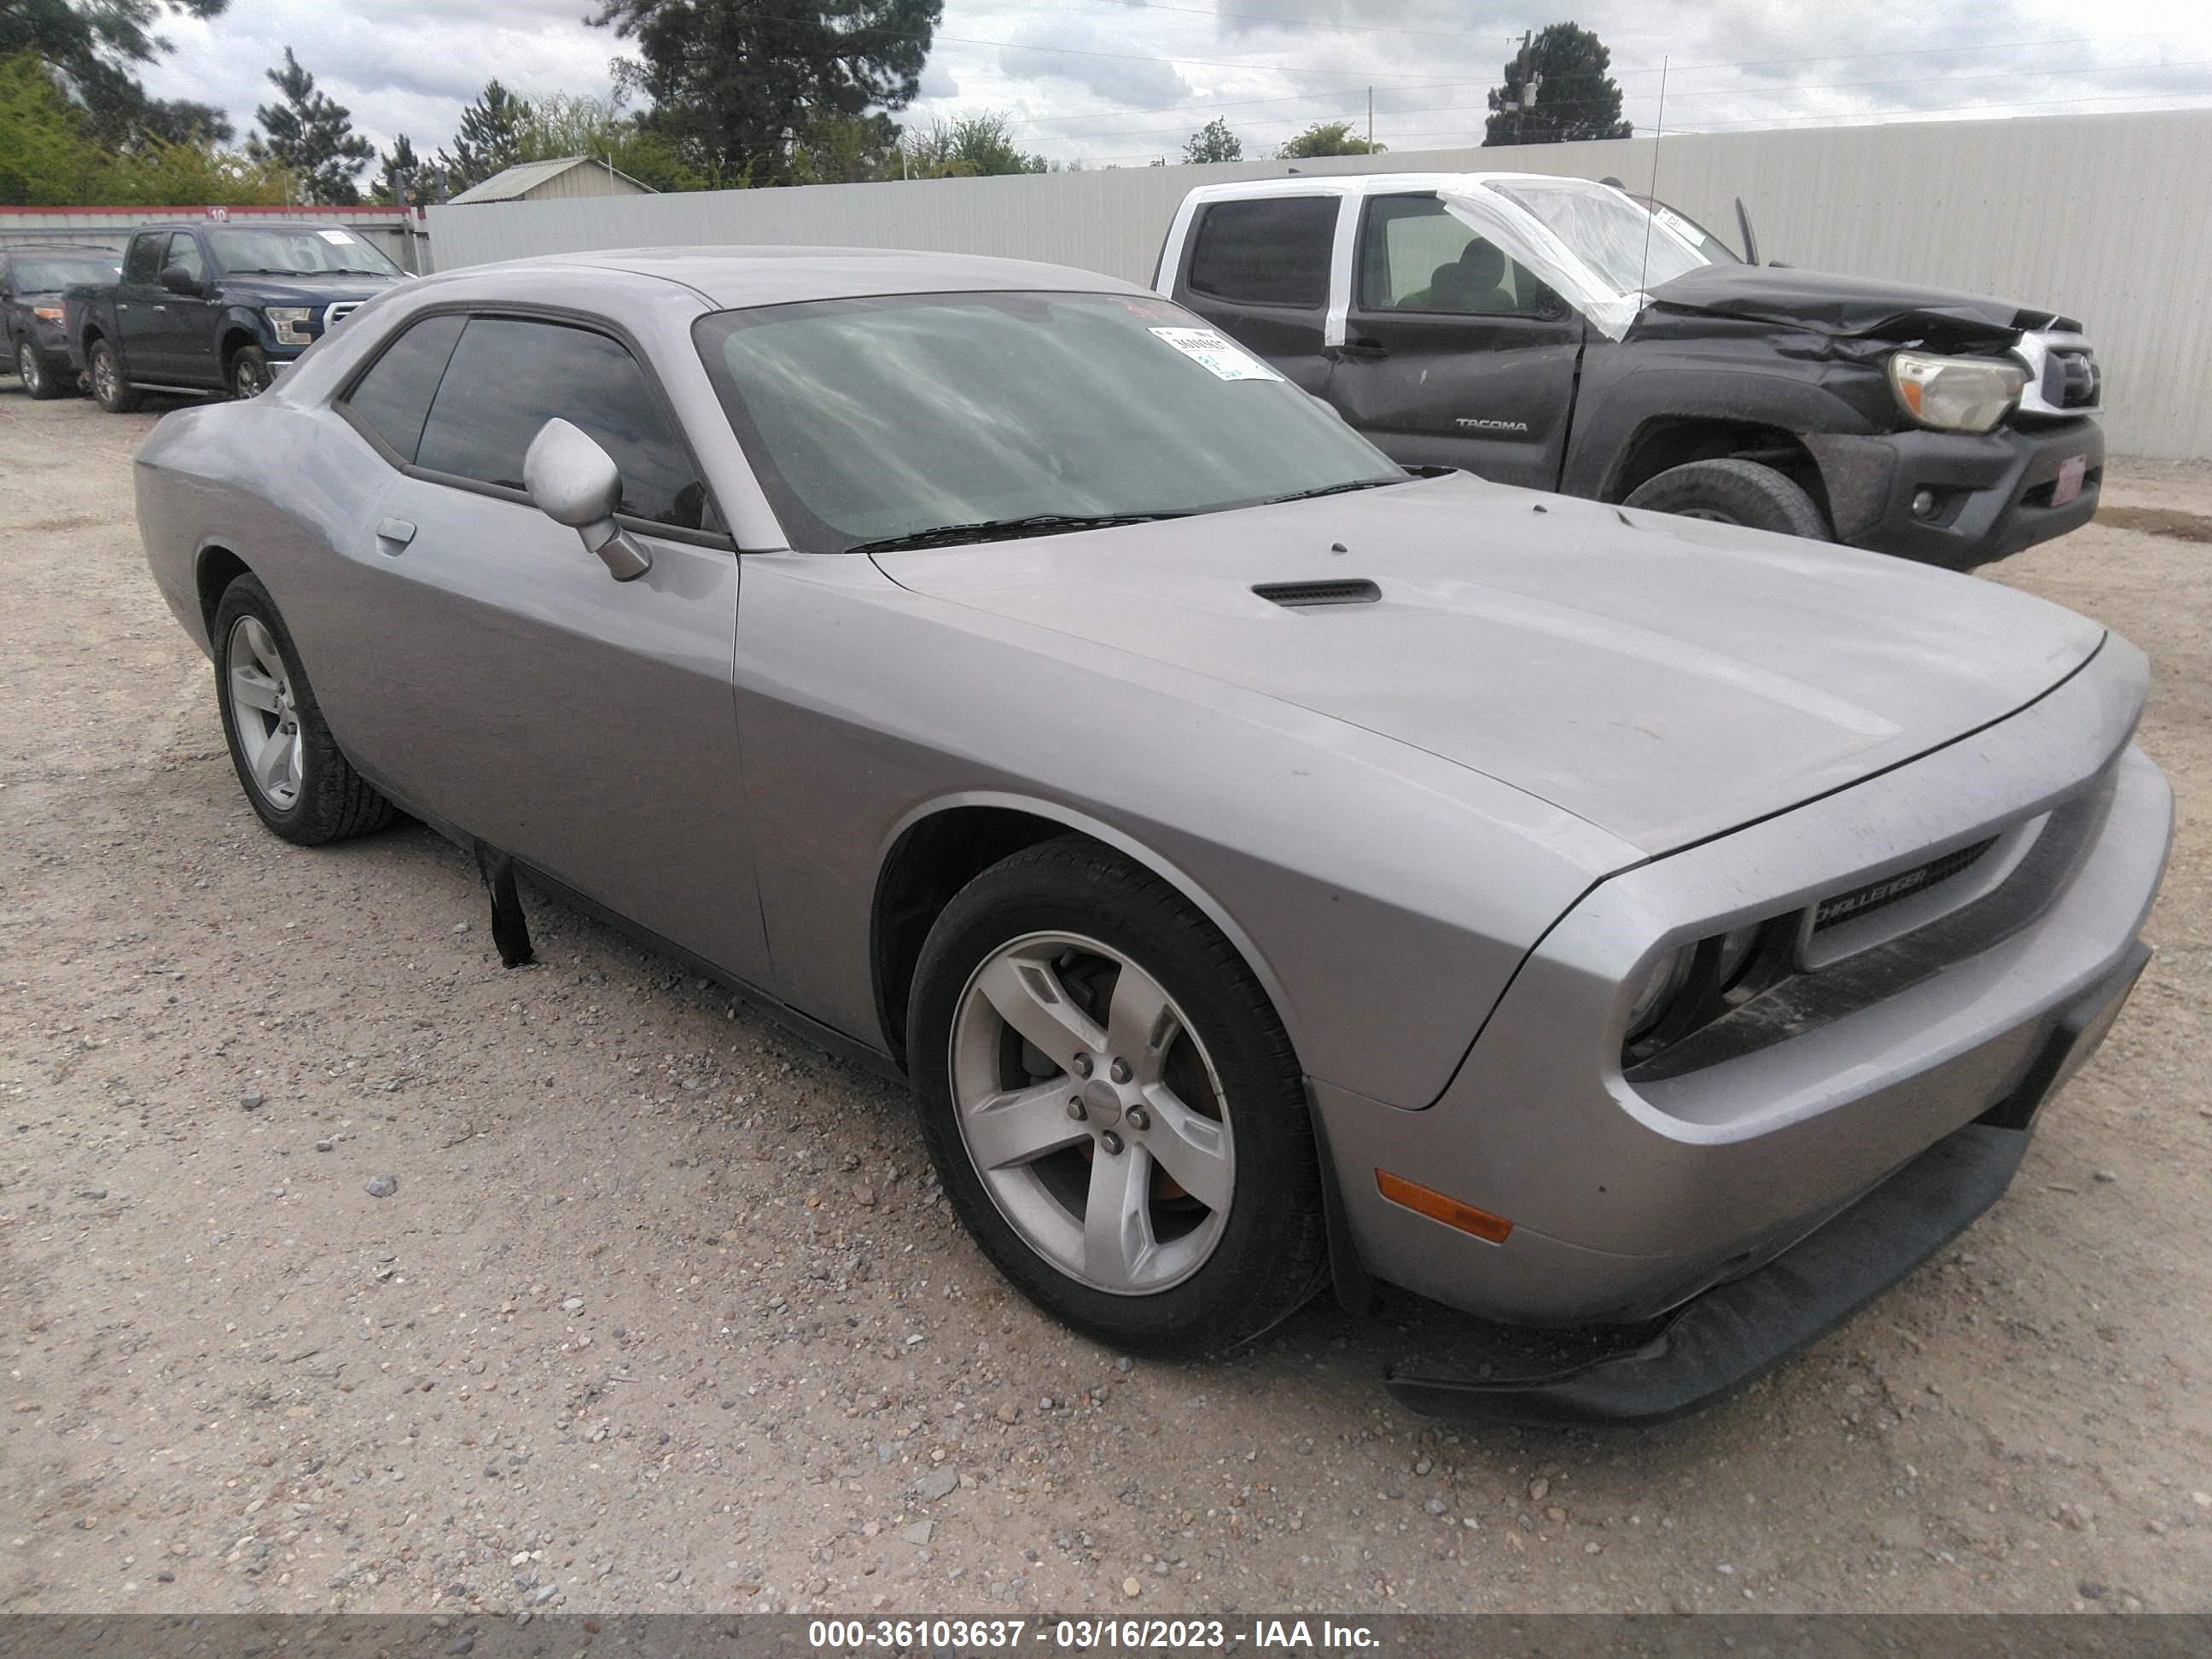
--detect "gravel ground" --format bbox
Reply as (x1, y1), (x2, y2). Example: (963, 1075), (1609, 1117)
(2, 384), (2209, 1619)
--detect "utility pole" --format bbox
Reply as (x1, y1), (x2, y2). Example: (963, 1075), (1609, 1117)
(1367, 86), (1373, 151)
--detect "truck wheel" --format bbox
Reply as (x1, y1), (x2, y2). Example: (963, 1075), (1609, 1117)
(17, 340), (67, 401)
(229, 345), (271, 399)
(1624, 458), (1831, 540)
(89, 339), (142, 413)
(907, 838), (1328, 1359)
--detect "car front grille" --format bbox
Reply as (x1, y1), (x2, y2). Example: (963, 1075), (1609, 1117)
(323, 301), (362, 329)
(2014, 329), (2100, 417)
(2044, 348), (2100, 410)
(1813, 836), (1998, 932)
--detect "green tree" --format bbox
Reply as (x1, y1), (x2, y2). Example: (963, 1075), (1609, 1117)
(113, 135), (289, 205)
(246, 47), (373, 203)
(790, 112), (899, 184)
(440, 79), (525, 190)
(375, 133), (451, 205)
(1277, 121), (1382, 160)
(900, 112), (1044, 178)
(510, 90), (711, 192)
(0, 0), (233, 145)
(1183, 117), (1241, 165)
(0, 51), (107, 203)
(1483, 22), (1633, 145)
(591, 0), (944, 187)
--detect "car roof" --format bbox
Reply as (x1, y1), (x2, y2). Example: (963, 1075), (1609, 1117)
(1177, 171), (1607, 204)
(416, 246), (1150, 310)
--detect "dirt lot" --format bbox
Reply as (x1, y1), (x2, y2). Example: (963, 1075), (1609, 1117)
(2, 384), (2208, 1620)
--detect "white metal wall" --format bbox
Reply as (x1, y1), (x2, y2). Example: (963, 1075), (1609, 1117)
(428, 108), (2212, 458)
(0, 206), (432, 273)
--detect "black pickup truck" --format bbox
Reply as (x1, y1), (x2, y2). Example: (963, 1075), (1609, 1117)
(66, 220), (405, 411)
(1156, 173), (2103, 568)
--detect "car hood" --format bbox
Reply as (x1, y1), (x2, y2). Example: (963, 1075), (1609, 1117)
(873, 473), (2105, 855)
(1641, 264), (2076, 345)
(220, 272), (401, 306)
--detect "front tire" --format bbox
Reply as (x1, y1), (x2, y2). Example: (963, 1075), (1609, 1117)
(907, 839), (1327, 1358)
(229, 344), (271, 399)
(1623, 457), (1831, 540)
(212, 573), (396, 845)
(17, 341), (67, 400)
(88, 339), (141, 412)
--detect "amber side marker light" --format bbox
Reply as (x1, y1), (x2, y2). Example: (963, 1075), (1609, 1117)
(1376, 1169), (1514, 1243)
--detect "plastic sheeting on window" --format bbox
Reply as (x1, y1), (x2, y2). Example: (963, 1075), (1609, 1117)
(1439, 178), (1714, 341)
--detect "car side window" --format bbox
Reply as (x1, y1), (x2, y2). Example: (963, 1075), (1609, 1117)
(165, 233), (206, 283)
(413, 317), (707, 531)
(1186, 197), (1336, 309)
(339, 313), (468, 464)
(1358, 195), (1558, 318)
(124, 235), (163, 286)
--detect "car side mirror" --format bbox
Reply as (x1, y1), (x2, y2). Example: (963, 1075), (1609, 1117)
(159, 265), (201, 296)
(522, 418), (652, 582)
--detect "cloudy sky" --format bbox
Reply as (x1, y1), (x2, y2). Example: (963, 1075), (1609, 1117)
(141, 0), (2212, 169)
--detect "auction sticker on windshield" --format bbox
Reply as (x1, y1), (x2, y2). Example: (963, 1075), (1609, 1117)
(1149, 326), (1282, 381)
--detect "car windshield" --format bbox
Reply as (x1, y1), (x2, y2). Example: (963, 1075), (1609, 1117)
(693, 290), (1405, 552)
(207, 227), (401, 277)
(13, 255), (121, 290)
(1629, 195), (1743, 265)
(1483, 178), (1716, 295)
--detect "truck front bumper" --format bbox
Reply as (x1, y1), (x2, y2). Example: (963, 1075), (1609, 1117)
(1807, 419), (2104, 570)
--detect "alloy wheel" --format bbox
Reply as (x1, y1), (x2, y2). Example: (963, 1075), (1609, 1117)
(949, 931), (1236, 1295)
(225, 615), (303, 808)
(17, 342), (40, 394)
(92, 348), (116, 404)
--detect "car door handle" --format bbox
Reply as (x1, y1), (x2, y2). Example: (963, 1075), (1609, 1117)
(375, 518), (416, 552)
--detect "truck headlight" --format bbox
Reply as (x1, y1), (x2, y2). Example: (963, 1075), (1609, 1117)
(1887, 351), (2027, 434)
(265, 306), (315, 346)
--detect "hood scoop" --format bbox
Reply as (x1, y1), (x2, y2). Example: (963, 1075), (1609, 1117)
(1253, 579), (1380, 609)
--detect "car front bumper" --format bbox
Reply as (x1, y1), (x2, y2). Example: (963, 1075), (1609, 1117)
(1313, 640), (2170, 1370)
(1807, 418), (2104, 569)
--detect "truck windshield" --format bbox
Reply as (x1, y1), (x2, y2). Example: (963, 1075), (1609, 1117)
(1481, 179), (1714, 296)
(694, 290), (1405, 553)
(207, 228), (401, 277)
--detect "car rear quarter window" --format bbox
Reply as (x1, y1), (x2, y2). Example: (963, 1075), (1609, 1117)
(412, 317), (706, 531)
(1186, 197), (1336, 309)
(164, 232), (206, 284)
(340, 313), (468, 464)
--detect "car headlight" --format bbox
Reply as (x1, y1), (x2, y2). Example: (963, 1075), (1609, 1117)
(265, 306), (315, 346)
(1624, 942), (1699, 1041)
(32, 306), (63, 323)
(1887, 350), (2027, 434)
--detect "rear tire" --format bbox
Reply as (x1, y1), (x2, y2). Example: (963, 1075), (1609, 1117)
(907, 837), (1327, 1359)
(1624, 457), (1831, 540)
(17, 340), (67, 400)
(88, 338), (141, 412)
(212, 573), (396, 846)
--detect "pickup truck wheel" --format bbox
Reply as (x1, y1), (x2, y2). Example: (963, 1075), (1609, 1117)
(907, 838), (1328, 1359)
(1624, 457), (1831, 540)
(17, 341), (67, 401)
(212, 573), (397, 846)
(229, 346), (271, 399)
(88, 340), (142, 412)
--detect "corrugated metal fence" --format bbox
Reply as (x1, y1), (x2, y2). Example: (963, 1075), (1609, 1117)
(427, 108), (2212, 458)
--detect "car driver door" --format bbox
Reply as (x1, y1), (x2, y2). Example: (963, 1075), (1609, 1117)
(318, 309), (771, 983)
(1326, 193), (1585, 491)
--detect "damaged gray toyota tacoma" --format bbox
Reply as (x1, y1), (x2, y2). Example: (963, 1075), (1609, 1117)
(134, 247), (2168, 1424)
(1159, 173), (2102, 567)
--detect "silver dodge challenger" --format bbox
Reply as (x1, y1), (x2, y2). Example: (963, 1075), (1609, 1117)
(134, 247), (2172, 1423)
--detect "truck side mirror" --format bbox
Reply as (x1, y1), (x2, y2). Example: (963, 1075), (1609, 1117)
(523, 418), (652, 582)
(158, 265), (201, 297)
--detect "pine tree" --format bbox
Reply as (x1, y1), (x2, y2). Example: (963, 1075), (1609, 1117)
(246, 47), (374, 203)
(441, 80), (525, 190)
(591, 0), (944, 187)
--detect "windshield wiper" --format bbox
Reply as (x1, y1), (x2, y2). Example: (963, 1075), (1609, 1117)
(1257, 475), (1408, 507)
(849, 511), (1191, 554)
